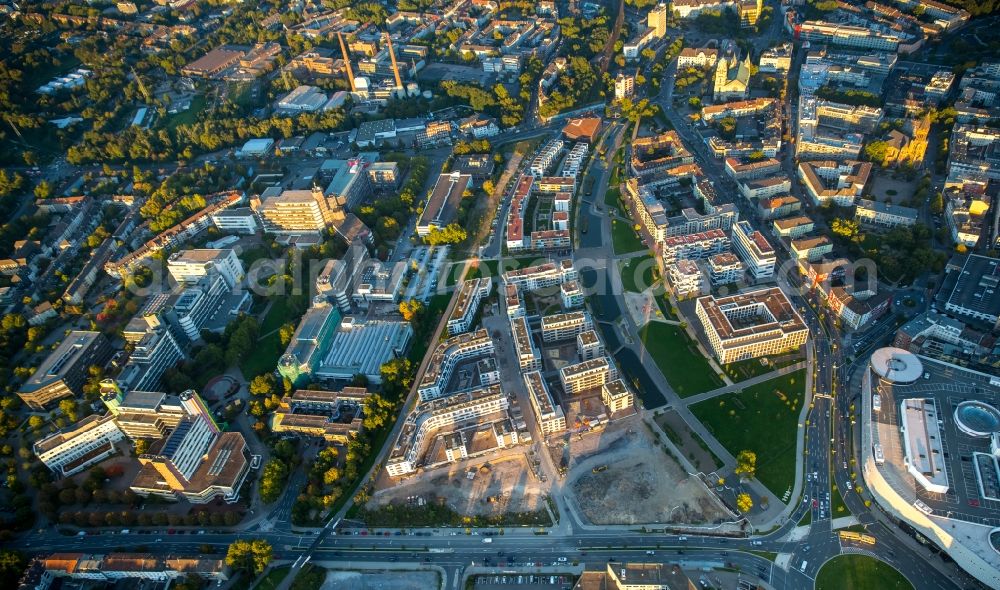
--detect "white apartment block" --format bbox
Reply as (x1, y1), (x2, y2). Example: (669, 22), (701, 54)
(34, 414), (125, 477)
(117, 326), (184, 393)
(524, 370), (566, 436)
(561, 280), (584, 309)
(725, 157), (782, 181)
(561, 143), (590, 177)
(677, 47), (719, 69)
(529, 139), (564, 177)
(772, 215), (816, 239)
(661, 228), (730, 264)
(418, 329), (495, 401)
(739, 176), (792, 201)
(447, 278), (493, 336)
(502, 259), (577, 291)
(577, 329), (605, 361)
(615, 73), (635, 100)
(732, 220), (776, 280)
(707, 252), (744, 285)
(167, 249), (244, 288)
(210, 208), (259, 234)
(505, 284), (525, 319)
(541, 311), (593, 343)
(668, 259), (705, 298)
(695, 288), (809, 364)
(797, 21), (904, 51)
(386, 385), (508, 476)
(855, 199), (919, 229)
(512, 316), (542, 372)
(797, 160), (872, 206)
(790, 236), (834, 262)
(170, 274), (230, 341)
(560, 356), (618, 395)
(601, 379), (634, 413)
(759, 43), (793, 72)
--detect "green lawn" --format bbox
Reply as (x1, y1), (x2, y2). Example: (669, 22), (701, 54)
(654, 296), (678, 321)
(260, 298), (294, 335)
(638, 322), (723, 397)
(289, 564), (326, 590)
(163, 95), (207, 131)
(831, 481), (849, 517)
(240, 331), (282, 379)
(611, 219), (647, 254)
(815, 555), (913, 590)
(604, 185), (622, 208)
(798, 509), (811, 526)
(619, 255), (659, 293)
(255, 566), (290, 590)
(690, 370), (806, 497)
(722, 352), (803, 382)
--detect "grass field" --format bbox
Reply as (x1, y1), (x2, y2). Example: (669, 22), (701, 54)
(723, 352), (803, 382)
(163, 95), (207, 131)
(638, 322), (723, 397)
(604, 185), (622, 208)
(831, 481), (848, 517)
(260, 298), (294, 335)
(798, 509), (811, 526)
(655, 296), (678, 320)
(619, 255), (659, 293)
(254, 566), (290, 590)
(815, 555), (913, 590)
(611, 219), (646, 254)
(690, 370), (806, 497)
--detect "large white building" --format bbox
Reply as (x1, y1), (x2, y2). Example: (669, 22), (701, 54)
(560, 356), (618, 395)
(798, 160), (872, 206)
(661, 228), (730, 264)
(732, 220), (776, 280)
(166, 249), (244, 288)
(695, 288), (809, 364)
(541, 311), (593, 343)
(512, 315), (542, 372)
(524, 370), (566, 436)
(602, 379), (634, 413)
(447, 278), (492, 336)
(855, 199), (919, 229)
(418, 329), (495, 401)
(34, 414), (125, 477)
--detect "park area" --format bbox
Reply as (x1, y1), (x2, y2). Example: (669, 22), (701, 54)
(618, 255), (660, 293)
(611, 219), (646, 254)
(690, 370), (806, 498)
(815, 555), (913, 590)
(638, 322), (723, 397)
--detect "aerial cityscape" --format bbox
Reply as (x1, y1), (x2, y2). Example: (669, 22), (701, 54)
(0, 0), (998, 588)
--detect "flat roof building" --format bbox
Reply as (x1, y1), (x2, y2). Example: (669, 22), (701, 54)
(695, 287), (809, 364)
(18, 331), (112, 410)
(270, 387), (369, 444)
(34, 414), (125, 477)
(416, 172), (472, 237)
(900, 398), (950, 494)
(524, 370), (566, 436)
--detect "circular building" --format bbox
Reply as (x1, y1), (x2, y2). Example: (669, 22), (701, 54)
(870, 347), (924, 384)
(954, 401), (1000, 438)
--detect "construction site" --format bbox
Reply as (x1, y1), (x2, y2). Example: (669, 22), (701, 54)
(562, 416), (734, 526)
(367, 453), (550, 521)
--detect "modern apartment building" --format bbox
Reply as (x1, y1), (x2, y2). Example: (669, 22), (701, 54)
(661, 228), (730, 264)
(560, 356), (618, 395)
(502, 259), (577, 291)
(773, 215), (816, 238)
(34, 414), (125, 476)
(707, 252), (744, 285)
(732, 220), (776, 280)
(541, 311), (593, 343)
(447, 278), (493, 336)
(18, 331), (112, 410)
(601, 379), (634, 413)
(577, 329), (605, 361)
(695, 288), (809, 363)
(561, 280), (584, 309)
(253, 186), (345, 235)
(512, 315), (542, 372)
(418, 329), (495, 401)
(524, 370), (566, 436)
(386, 385), (508, 476)
(739, 175), (792, 201)
(790, 235), (834, 262)
(668, 259), (705, 297)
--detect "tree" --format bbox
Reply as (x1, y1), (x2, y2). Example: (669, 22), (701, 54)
(33, 180), (53, 199)
(278, 322), (296, 348)
(423, 223), (467, 245)
(734, 450), (757, 480)
(134, 439), (150, 455)
(59, 399), (79, 422)
(28, 416), (44, 431)
(258, 460), (289, 504)
(929, 191), (944, 215)
(249, 374), (277, 398)
(831, 218), (860, 241)
(398, 299), (423, 322)
(736, 492), (753, 513)
(863, 140), (889, 166)
(225, 539), (272, 575)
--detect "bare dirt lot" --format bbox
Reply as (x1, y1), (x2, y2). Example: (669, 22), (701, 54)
(565, 416), (733, 525)
(368, 453), (546, 518)
(321, 569), (439, 590)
